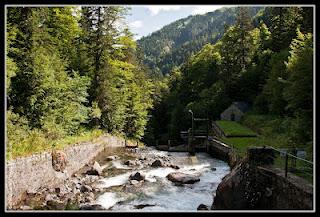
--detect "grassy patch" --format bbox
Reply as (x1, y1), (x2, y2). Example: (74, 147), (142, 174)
(6, 129), (104, 160)
(216, 120), (257, 137)
(221, 136), (264, 157)
(219, 113), (314, 183)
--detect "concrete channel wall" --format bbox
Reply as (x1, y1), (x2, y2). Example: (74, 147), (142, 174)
(213, 160), (313, 210)
(207, 138), (238, 168)
(212, 147), (314, 210)
(5, 134), (130, 208)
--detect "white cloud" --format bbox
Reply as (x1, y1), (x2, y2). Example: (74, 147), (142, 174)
(145, 6), (182, 16)
(129, 20), (143, 29)
(191, 6), (224, 15)
(133, 34), (141, 41)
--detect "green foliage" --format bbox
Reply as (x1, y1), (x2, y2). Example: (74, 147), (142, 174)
(259, 49), (289, 115)
(89, 101), (102, 124)
(283, 29), (313, 143)
(6, 6), (154, 159)
(146, 6), (313, 151)
(6, 6), (313, 159)
(138, 7), (262, 75)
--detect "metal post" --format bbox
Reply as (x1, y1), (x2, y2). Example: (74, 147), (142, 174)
(188, 110), (194, 141)
(285, 153), (288, 178)
(206, 117), (209, 143)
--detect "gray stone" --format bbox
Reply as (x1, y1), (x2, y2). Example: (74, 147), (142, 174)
(86, 161), (102, 176)
(134, 204), (156, 209)
(124, 160), (136, 166)
(166, 172), (200, 184)
(151, 159), (164, 167)
(79, 204), (105, 210)
(129, 172), (145, 181)
(170, 164), (180, 169)
(197, 204), (209, 210)
(46, 199), (67, 210)
(80, 185), (92, 193)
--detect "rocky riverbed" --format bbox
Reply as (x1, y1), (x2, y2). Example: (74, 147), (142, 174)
(15, 146), (230, 211)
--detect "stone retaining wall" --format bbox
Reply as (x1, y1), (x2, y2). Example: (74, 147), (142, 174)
(212, 152), (313, 210)
(5, 134), (128, 209)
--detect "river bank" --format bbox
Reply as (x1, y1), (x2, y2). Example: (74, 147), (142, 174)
(10, 146), (230, 211)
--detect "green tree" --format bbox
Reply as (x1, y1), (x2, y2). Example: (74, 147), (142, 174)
(284, 29), (313, 143)
(8, 7), (90, 138)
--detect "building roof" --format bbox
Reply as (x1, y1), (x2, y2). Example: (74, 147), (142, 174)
(232, 101), (250, 113)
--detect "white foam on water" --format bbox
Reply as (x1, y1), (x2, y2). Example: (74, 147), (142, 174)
(95, 192), (122, 209)
(94, 148), (230, 211)
(100, 162), (112, 170)
(179, 163), (211, 175)
(96, 172), (131, 188)
(144, 167), (176, 180)
(112, 160), (132, 170)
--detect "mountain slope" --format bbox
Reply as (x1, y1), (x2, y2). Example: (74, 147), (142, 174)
(137, 6), (263, 75)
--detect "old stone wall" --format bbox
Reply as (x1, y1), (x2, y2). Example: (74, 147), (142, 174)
(5, 134), (128, 208)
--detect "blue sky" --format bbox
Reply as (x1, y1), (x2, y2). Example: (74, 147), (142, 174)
(124, 5), (228, 40)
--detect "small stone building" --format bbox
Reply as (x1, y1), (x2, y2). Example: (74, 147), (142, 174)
(220, 102), (250, 121)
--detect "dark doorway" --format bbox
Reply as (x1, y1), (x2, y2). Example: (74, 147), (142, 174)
(231, 113), (235, 121)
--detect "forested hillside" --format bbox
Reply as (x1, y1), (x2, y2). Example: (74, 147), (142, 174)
(5, 6), (314, 160)
(6, 7), (157, 158)
(144, 7), (314, 152)
(138, 7), (262, 75)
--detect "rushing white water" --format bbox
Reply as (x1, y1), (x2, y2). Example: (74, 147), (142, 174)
(96, 172), (131, 188)
(94, 148), (230, 211)
(95, 192), (123, 209)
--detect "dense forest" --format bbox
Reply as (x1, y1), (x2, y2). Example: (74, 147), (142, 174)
(6, 6), (158, 158)
(6, 6), (314, 159)
(137, 7), (262, 75)
(143, 7), (313, 151)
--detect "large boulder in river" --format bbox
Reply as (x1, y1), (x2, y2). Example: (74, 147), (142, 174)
(86, 161), (102, 176)
(166, 172), (200, 184)
(151, 159), (164, 167)
(129, 172), (145, 181)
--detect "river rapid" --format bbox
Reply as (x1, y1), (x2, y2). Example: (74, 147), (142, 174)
(90, 146), (230, 211)
(17, 146), (230, 211)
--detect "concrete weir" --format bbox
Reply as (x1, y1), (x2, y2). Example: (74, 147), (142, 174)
(5, 134), (133, 209)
